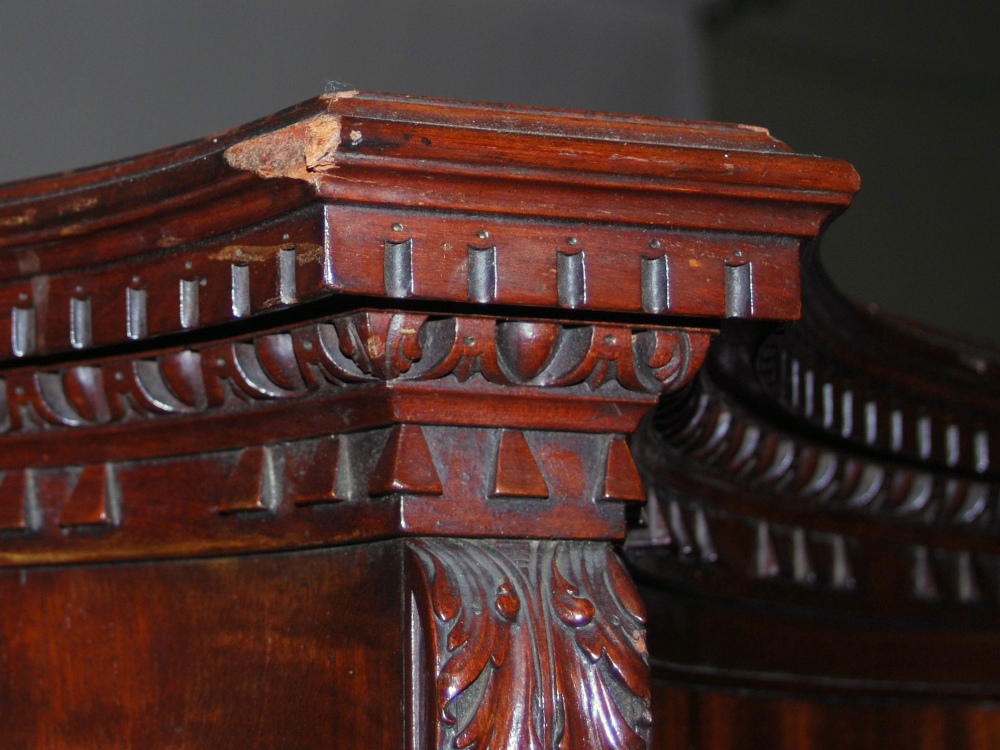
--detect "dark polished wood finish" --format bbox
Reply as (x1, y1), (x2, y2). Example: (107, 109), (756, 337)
(2, 544), (406, 748)
(631, 247), (1000, 747)
(3, 91), (993, 748)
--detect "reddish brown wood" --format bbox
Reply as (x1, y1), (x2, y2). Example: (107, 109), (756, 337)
(58, 464), (119, 527)
(0, 91), (920, 748)
(629, 244), (1000, 747)
(601, 436), (647, 503)
(492, 429), (550, 498)
(369, 424), (445, 496)
(650, 684), (1000, 750)
(285, 435), (344, 506)
(408, 538), (651, 749)
(0, 543), (407, 749)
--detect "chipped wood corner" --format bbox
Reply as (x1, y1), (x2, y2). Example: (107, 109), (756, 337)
(223, 91), (358, 184)
(318, 89), (359, 104)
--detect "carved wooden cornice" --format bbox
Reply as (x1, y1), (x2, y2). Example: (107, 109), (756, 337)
(0, 92), (856, 361)
(627, 247), (1000, 702)
(0, 93), (876, 749)
(0, 92), (857, 567)
(0, 310), (713, 564)
(762, 248), (1000, 474)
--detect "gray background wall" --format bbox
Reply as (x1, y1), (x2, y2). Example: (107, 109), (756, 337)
(1, 0), (996, 343)
(707, 1), (1000, 345)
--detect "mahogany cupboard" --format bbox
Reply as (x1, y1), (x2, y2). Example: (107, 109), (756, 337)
(0, 92), (996, 748)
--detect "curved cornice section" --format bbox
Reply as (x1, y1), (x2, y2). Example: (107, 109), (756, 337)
(760, 246), (1000, 475)
(629, 248), (1000, 625)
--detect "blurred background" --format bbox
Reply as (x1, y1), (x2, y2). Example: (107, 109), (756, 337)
(1, 0), (997, 343)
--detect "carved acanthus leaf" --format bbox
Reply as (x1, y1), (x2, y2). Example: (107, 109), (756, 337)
(411, 539), (650, 750)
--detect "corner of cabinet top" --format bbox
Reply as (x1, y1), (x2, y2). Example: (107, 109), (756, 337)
(0, 91), (859, 363)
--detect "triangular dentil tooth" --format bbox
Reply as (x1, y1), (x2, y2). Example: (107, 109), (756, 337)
(369, 424), (443, 496)
(490, 429), (548, 499)
(598, 437), (645, 503)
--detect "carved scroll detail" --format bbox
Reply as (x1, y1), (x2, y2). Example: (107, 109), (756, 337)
(410, 538), (651, 750)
